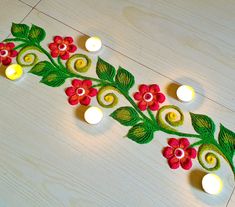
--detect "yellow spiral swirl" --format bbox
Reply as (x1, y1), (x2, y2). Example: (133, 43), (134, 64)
(198, 144), (220, 171)
(97, 86), (119, 108)
(156, 105), (184, 131)
(16, 46), (40, 66)
(66, 54), (91, 73)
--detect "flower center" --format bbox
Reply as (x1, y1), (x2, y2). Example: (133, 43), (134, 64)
(174, 148), (185, 159)
(76, 87), (85, 96)
(58, 44), (67, 51)
(143, 92), (153, 102)
(0, 50), (8, 57)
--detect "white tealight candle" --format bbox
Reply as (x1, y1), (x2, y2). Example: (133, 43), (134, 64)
(85, 36), (102, 52)
(176, 85), (195, 102)
(202, 173), (223, 195)
(5, 64), (23, 81)
(84, 106), (103, 124)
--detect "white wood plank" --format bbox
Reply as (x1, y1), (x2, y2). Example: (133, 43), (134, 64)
(36, 0), (235, 111)
(0, 0), (32, 40)
(227, 189), (235, 207)
(19, 0), (41, 7)
(0, 9), (234, 207)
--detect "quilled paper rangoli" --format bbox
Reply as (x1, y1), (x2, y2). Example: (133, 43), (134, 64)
(1, 23), (235, 176)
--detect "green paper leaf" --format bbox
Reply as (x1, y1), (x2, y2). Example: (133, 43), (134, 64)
(115, 66), (135, 92)
(40, 71), (66, 87)
(96, 57), (116, 82)
(11, 23), (30, 38)
(29, 61), (54, 76)
(190, 112), (215, 137)
(28, 24), (46, 43)
(127, 123), (154, 144)
(29, 61), (69, 87)
(110, 106), (140, 126)
(218, 124), (235, 159)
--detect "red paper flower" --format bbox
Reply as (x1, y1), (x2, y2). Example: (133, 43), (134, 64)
(49, 36), (77, 60)
(65, 79), (97, 106)
(163, 138), (197, 170)
(133, 84), (165, 111)
(0, 42), (18, 66)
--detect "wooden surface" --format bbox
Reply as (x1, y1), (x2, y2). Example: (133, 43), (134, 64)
(228, 189), (235, 207)
(0, 0), (234, 206)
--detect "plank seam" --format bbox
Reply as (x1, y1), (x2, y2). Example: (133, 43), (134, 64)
(9, 6), (235, 112)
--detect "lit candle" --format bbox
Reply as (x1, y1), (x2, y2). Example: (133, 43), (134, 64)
(84, 106), (103, 124)
(202, 173), (223, 195)
(176, 85), (195, 102)
(5, 64), (23, 80)
(85, 36), (102, 52)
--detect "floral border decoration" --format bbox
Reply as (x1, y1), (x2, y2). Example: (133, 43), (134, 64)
(1, 23), (235, 175)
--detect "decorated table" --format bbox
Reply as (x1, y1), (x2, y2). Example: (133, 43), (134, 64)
(0, 1), (234, 206)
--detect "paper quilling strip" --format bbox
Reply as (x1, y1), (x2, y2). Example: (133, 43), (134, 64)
(2, 23), (235, 176)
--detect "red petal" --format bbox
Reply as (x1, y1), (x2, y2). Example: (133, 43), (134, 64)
(180, 157), (192, 170)
(179, 138), (190, 149)
(54, 36), (63, 43)
(149, 84), (160, 94)
(88, 88), (98, 97)
(67, 44), (77, 53)
(168, 157), (180, 169)
(0, 43), (4, 49)
(168, 138), (179, 148)
(51, 49), (59, 58)
(163, 147), (174, 159)
(80, 96), (91, 106)
(68, 95), (79, 105)
(6, 42), (15, 50)
(133, 92), (142, 101)
(138, 101), (147, 111)
(64, 36), (74, 44)
(186, 148), (197, 159)
(9, 50), (18, 57)
(72, 79), (82, 87)
(49, 43), (58, 50)
(157, 93), (166, 103)
(65, 87), (76, 96)
(139, 84), (149, 93)
(60, 51), (70, 60)
(2, 57), (12, 66)
(82, 80), (92, 88)
(148, 101), (159, 111)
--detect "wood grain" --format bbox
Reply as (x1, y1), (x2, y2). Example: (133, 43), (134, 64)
(0, 0), (32, 40)
(36, 0), (235, 111)
(0, 7), (234, 206)
(19, 0), (41, 7)
(227, 189), (235, 207)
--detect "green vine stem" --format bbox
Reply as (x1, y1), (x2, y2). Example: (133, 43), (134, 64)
(4, 37), (59, 69)
(116, 86), (154, 125)
(147, 108), (157, 124)
(36, 44), (59, 68)
(160, 127), (201, 138)
(57, 57), (65, 70)
(6, 37), (107, 85)
(70, 73), (105, 84)
(109, 83), (234, 175)
(3, 22), (234, 175)
(14, 41), (235, 174)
